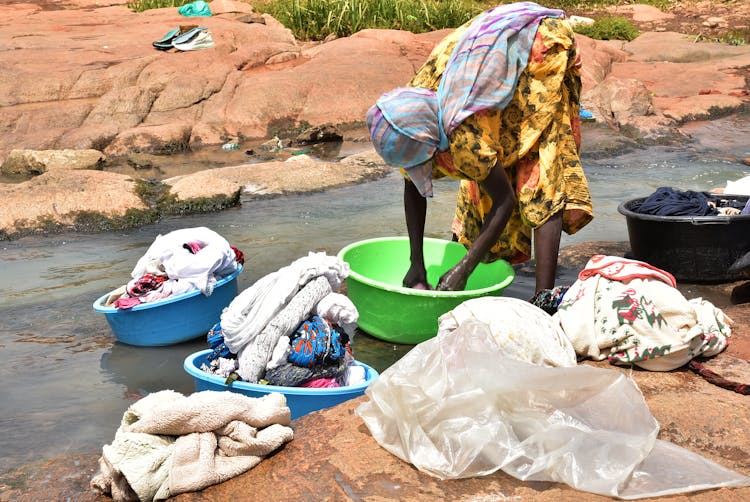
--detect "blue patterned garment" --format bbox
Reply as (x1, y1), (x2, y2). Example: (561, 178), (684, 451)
(206, 322), (232, 362)
(288, 316), (348, 368)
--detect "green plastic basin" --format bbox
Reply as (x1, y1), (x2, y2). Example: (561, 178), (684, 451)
(337, 236), (515, 345)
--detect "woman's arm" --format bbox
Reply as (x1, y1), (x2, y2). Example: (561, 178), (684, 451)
(403, 177), (430, 288)
(437, 167), (516, 291)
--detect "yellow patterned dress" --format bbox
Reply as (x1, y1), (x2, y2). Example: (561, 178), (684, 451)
(408, 17), (593, 264)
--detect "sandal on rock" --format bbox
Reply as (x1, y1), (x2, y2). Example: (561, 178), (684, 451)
(170, 27), (207, 47)
(152, 28), (180, 50)
(172, 28), (215, 51)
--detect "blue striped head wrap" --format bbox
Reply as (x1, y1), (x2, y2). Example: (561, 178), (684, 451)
(367, 2), (564, 197)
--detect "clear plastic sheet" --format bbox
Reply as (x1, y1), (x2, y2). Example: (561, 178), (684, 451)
(356, 319), (750, 499)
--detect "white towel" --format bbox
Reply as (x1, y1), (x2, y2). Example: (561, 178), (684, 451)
(91, 390), (294, 502)
(315, 292), (359, 337)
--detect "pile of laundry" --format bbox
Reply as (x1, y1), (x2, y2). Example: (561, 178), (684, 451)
(91, 390), (293, 502)
(200, 252), (365, 389)
(631, 186), (750, 216)
(103, 227), (244, 310)
(550, 254), (732, 371)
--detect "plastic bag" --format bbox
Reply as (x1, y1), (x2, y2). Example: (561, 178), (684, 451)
(356, 318), (750, 499)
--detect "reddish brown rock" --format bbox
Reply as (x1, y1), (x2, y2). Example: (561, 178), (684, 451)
(0, 169), (147, 235)
(2, 0), (748, 167)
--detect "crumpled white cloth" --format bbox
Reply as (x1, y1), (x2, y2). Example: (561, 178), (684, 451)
(266, 335), (292, 371)
(91, 390), (293, 502)
(437, 297), (577, 368)
(130, 227), (238, 296)
(221, 252), (349, 354)
(315, 292), (359, 337)
(555, 256), (732, 371)
(724, 175), (750, 195)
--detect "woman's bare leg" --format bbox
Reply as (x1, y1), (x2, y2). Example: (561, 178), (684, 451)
(533, 211), (563, 292)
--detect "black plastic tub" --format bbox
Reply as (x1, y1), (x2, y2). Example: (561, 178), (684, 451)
(618, 194), (750, 283)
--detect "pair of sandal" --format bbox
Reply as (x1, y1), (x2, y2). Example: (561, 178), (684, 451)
(152, 26), (215, 51)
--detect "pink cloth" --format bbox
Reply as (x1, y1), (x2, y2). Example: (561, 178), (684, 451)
(113, 297), (142, 310)
(578, 255), (676, 287)
(300, 378), (340, 389)
(185, 241), (203, 254)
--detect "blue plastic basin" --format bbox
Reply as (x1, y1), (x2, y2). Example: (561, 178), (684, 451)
(93, 265), (242, 346)
(184, 349), (379, 419)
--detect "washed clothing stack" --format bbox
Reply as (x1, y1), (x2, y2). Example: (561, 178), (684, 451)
(206, 252), (360, 385)
(105, 227), (242, 309)
(555, 255), (732, 371)
(633, 186), (748, 217)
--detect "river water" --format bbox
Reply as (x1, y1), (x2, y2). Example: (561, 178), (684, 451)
(1, 115), (748, 474)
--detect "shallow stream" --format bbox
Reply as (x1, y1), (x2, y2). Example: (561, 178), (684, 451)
(0, 115), (748, 474)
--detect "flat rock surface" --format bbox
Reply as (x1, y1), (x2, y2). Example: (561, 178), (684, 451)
(1, 0), (748, 165)
(1, 1), (748, 237)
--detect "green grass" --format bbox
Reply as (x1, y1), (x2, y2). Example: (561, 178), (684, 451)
(715, 28), (749, 46)
(254, 0), (482, 40)
(541, 0), (670, 9)
(124, 0), (669, 42)
(573, 15), (640, 41)
(128, 0), (193, 11)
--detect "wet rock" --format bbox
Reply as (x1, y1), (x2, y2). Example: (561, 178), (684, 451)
(585, 76), (654, 123)
(126, 153), (163, 170)
(703, 17), (727, 28)
(0, 149), (106, 176)
(105, 123), (193, 157)
(167, 172), (242, 202)
(235, 13), (266, 24)
(0, 170), (147, 238)
(164, 150), (390, 201)
(294, 123), (344, 145)
(259, 136), (291, 152)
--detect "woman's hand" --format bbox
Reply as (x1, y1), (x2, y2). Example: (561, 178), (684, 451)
(437, 260), (469, 291)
